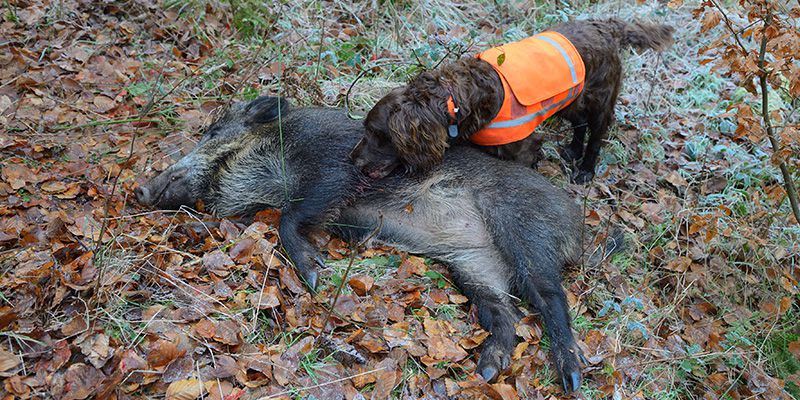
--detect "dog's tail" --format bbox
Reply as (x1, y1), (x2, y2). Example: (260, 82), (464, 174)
(610, 19), (675, 52)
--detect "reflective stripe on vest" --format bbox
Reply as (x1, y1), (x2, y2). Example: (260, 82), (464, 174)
(471, 31), (585, 146)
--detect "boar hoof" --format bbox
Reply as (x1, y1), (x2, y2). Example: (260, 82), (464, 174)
(556, 350), (582, 393)
(562, 370), (581, 393)
(476, 339), (511, 382)
(479, 366), (498, 382)
(300, 269), (318, 290)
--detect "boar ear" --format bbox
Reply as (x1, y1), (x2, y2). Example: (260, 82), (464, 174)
(245, 96), (290, 124)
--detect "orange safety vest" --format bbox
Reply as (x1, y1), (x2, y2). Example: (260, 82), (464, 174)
(455, 32), (585, 146)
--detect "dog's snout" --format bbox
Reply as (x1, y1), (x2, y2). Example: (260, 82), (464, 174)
(134, 186), (150, 205)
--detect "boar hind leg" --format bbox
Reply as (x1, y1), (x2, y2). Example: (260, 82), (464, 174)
(524, 273), (582, 393)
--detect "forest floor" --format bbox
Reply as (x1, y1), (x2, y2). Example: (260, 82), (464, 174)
(1, 0), (799, 399)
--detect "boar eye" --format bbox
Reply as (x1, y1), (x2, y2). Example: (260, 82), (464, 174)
(170, 175), (179, 182)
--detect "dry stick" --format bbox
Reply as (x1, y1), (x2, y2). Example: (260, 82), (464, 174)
(318, 216), (383, 335)
(757, 14), (800, 224)
(313, 4), (326, 80)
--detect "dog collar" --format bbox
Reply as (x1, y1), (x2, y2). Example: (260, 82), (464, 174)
(446, 90), (460, 138)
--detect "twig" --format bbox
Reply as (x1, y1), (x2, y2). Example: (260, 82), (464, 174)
(708, 0), (749, 56)
(709, 4), (800, 224)
(756, 14), (800, 224)
(257, 367), (387, 399)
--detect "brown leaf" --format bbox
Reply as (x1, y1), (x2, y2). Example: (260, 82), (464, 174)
(219, 219), (241, 241)
(0, 346), (20, 372)
(4, 375), (29, 397)
(61, 315), (88, 336)
(788, 340), (800, 358)
(80, 333), (111, 369)
(163, 355), (194, 383)
(348, 274), (374, 296)
(665, 256), (692, 272)
(204, 380), (235, 400)
(700, 9), (721, 33)
(147, 339), (185, 368)
(212, 355), (239, 379)
(371, 358), (400, 400)
(397, 256), (427, 279)
(248, 286), (281, 309)
(491, 383), (518, 400)
(202, 250), (235, 277)
(665, 171), (688, 188)
(279, 266), (305, 294)
(585, 209), (601, 226)
(459, 330), (490, 350)
(166, 378), (205, 400)
(425, 319), (468, 362)
(41, 180), (67, 193)
(229, 238), (256, 264)
(92, 95), (116, 113)
(63, 363), (105, 400)
(194, 319), (216, 339)
(119, 349), (147, 373)
(213, 320), (242, 346)
(2, 163), (40, 190)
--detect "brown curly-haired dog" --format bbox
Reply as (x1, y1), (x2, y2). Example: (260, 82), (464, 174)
(350, 19), (673, 183)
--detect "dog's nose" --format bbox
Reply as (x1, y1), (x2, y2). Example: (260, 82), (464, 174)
(134, 186), (150, 205)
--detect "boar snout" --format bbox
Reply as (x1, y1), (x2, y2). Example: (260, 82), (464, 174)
(136, 167), (194, 210)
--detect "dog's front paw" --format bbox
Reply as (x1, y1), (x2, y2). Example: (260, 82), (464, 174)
(572, 169), (594, 184)
(476, 336), (513, 382)
(560, 147), (581, 165)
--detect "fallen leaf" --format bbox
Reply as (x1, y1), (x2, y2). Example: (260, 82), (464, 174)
(0, 346), (20, 372)
(348, 274), (374, 296)
(63, 363), (104, 400)
(248, 286), (280, 309)
(147, 340), (185, 368)
(166, 378), (205, 400)
(213, 320), (242, 346)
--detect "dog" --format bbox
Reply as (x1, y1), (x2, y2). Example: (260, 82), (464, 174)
(350, 18), (674, 183)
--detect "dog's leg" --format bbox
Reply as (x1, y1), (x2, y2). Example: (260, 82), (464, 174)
(529, 137), (545, 169)
(561, 115), (588, 165)
(574, 112), (611, 184)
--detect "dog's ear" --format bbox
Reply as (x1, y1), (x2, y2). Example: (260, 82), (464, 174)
(388, 102), (449, 173)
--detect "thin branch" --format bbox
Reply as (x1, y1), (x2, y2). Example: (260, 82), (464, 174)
(709, 0), (749, 56)
(757, 13), (800, 223)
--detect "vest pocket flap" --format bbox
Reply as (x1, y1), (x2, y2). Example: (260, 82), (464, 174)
(479, 33), (584, 106)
